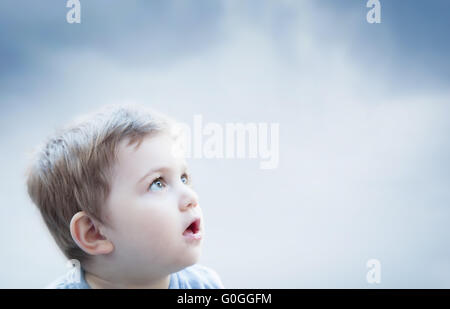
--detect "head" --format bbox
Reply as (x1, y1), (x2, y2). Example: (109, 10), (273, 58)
(26, 104), (203, 283)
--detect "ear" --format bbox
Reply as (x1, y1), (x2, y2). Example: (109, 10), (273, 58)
(70, 211), (114, 256)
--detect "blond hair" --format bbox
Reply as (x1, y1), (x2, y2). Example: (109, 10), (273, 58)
(26, 104), (174, 262)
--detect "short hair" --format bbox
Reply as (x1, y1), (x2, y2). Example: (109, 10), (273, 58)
(25, 104), (175, 262)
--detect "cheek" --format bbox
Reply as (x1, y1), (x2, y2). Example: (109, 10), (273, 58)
(108, 199), (180, 251)
(137, 210), (178, 239)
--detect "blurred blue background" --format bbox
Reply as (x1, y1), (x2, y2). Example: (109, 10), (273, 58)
(1, 0), (449, 288)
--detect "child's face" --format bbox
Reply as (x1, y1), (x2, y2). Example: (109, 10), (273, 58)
(101, 132), (203, 278)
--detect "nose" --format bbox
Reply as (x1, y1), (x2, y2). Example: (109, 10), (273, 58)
(179, 186), (199, 211)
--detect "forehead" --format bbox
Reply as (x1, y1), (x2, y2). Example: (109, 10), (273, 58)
(113, 133), (185, 179)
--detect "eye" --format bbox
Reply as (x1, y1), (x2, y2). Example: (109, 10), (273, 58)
(181, 173), (190, 185)
(149, 177), (166, 192)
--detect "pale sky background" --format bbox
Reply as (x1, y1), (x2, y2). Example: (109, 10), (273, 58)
(1, 0), (449, 288)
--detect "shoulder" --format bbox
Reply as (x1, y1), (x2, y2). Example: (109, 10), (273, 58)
(45, 268), (91, 289)
(171, 264), (224, 289)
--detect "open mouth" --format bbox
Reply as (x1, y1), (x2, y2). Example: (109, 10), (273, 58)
(183, 218), (201, 236)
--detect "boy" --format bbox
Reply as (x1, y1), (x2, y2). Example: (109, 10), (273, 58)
(26, 104), (224, 289)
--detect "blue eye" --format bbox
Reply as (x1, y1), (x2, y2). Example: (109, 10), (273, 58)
(181, 173), (189, 184)
(149, 178), (165, 192)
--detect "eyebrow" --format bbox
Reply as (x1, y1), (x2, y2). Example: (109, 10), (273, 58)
(137, 164), (188, 185)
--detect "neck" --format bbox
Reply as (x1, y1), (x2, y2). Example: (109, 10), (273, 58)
(85, 271), (171, 289)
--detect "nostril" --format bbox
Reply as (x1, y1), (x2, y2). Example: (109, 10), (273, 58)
(180, 190), (199, 210)
(185, 200), (198, 209)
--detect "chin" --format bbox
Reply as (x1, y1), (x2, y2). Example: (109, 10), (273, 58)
(176, 246), (203, 270)
(187, 245), (203, 264)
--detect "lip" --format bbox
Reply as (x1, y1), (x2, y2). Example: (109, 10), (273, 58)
(182, 217), (202, 242)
